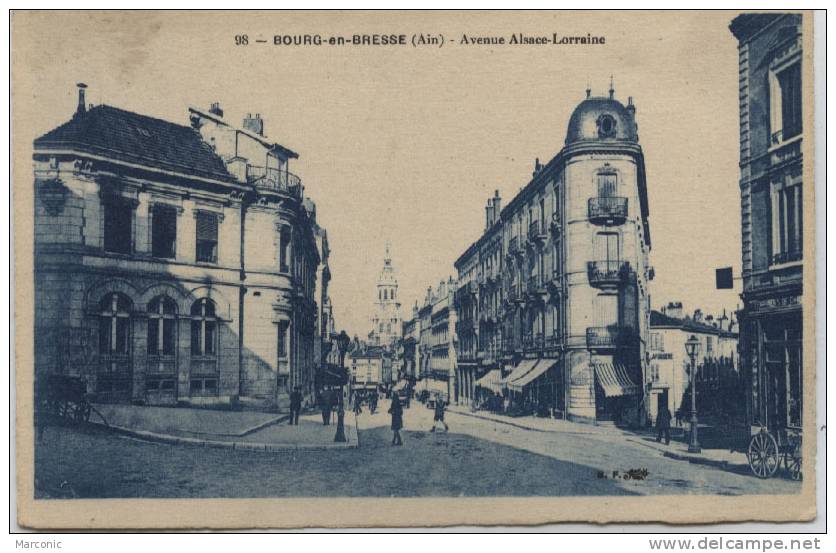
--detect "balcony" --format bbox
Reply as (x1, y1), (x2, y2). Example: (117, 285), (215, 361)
(507, 236), (521, 258)
(587, 260), (628, 288)
(549, 212), (561, 236)
(522, 333), (545, 352)
(771, 250), (802, 266)
(545, 334), (561, 349)
(586, 326), (623, 350)
(588, 196), (628, 225)
(247, 165), (303, 198)
(528, 220), (546, 243)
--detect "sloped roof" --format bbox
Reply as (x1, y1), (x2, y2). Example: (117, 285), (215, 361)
(34, 105), (236, 183)
(650, 310), (736, 337)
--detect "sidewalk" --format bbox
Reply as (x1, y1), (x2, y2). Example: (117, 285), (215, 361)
(448, 404), (751, 472)
(447, 405), (622, 436)
(624, 432), (751, 472)
(90, 403), (358, 451)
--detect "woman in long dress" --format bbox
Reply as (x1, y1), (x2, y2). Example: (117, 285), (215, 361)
(388, 395), (404, 446)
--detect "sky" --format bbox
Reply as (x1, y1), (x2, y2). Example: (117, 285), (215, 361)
(15, 11), (745, 338)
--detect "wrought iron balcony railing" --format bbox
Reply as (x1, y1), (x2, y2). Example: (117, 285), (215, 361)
(588, 196), (627, 225)
(247, 165), (303, 198)
(586, 326), (623, 350)
(587, 260), (628, 288)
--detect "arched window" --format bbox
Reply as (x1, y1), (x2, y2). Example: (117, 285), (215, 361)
(99, 293), (132, 354)
(190, 299), (217, 356)
(148, 296), (177, 356)
(379, 322), (385, 333)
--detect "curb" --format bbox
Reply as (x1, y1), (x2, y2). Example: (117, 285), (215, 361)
(93, 420), (359, 452)
(448, 408), (609, 436)
(625, 437), (743, 470)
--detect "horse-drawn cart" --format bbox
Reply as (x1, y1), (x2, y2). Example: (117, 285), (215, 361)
(38, 374), (92, 423)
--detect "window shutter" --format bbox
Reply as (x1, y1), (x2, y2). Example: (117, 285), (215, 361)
(196, 211), (218, 240)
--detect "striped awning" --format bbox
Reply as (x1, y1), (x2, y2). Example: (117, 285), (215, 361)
(475, 369), (503, 394)
(508, 358), (558, 393)
(500, 359), (539, 387)
(594, 363), (640, 397)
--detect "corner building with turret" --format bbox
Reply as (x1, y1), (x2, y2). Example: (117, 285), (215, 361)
(454, 88), (652, 424)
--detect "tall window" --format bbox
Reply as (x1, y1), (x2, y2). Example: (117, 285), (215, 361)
(595, 293), (618, 327)
(279, 226), (291, 272)
(597, 172), (617, 197)
(650, 332), (664, 351)
(774, 63), (802, 142)
(103, 200), (133, 254)
(99, 293), (132, 354)
(706, 335), (714, 355)
(190, 299), (217, 356)
(277, 320), (288, 359)
(770, 174), (803, 264)
(195, 211), (219, 263)
(596, 232), (620, 264)
(151, 204), (177, 259)
(147, 296), (177, 356)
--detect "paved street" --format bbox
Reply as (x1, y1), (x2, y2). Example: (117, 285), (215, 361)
(34, 398), (801, 499)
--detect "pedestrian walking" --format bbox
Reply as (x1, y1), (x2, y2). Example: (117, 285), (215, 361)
(389, 395), (404, 446)
(430, 396), (449, 433)
(353, 393), (363, 415)
(656, 405), (672, 445)
(289, 386), (302, 425)
(370, 391), (379, 414)
(320, 390), (332, 426)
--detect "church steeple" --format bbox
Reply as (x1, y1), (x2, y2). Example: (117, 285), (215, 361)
(370, 242), (402, 347)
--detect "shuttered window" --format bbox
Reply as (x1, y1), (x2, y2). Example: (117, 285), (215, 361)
(195, 211), (218, 263)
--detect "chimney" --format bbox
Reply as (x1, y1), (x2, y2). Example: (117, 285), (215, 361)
(532, 157), (543, 177)
(243, 112), (264, 136)
(665, 301), (683, 319)
(209, 102), (224, 118)
(485, 199), (495, 231)
(492, 189), (502, 216)
(76, 83), (88, 116)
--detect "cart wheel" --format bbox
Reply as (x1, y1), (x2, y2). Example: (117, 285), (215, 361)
(785, 442), (802, 481)
(748, 431), (780, 478)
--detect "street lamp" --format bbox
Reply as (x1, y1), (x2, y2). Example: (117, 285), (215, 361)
(334, 330), (352, 443)
(684, 334), (702, 453)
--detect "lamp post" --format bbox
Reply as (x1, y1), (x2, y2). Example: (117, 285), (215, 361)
(684, 334), (702, 453)
(334, 331), (351, 443)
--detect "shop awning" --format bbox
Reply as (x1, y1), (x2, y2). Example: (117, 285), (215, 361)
(507, 358), (558, 393)
(500, 359), (540, 387)
(594, 363), (640, 397)
(475, 369), (503, 394)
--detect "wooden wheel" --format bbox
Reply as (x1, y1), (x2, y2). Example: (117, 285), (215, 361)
(748, 431), (780, 478)
(785, 442), (802, 481)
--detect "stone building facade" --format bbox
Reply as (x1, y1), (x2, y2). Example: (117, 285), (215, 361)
(34, 86), (322, 410)
(730, 14), (804, 435)
(453, 88), (652, 423)
(648, 304), (739, 422)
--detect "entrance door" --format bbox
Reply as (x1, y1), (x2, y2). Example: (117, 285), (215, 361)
(657, 389), (669, 416)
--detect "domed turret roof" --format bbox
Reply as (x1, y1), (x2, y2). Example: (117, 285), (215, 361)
(565, 94), (637, 145)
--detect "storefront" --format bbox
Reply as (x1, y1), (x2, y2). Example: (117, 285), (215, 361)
(740, 291), (802, 436)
